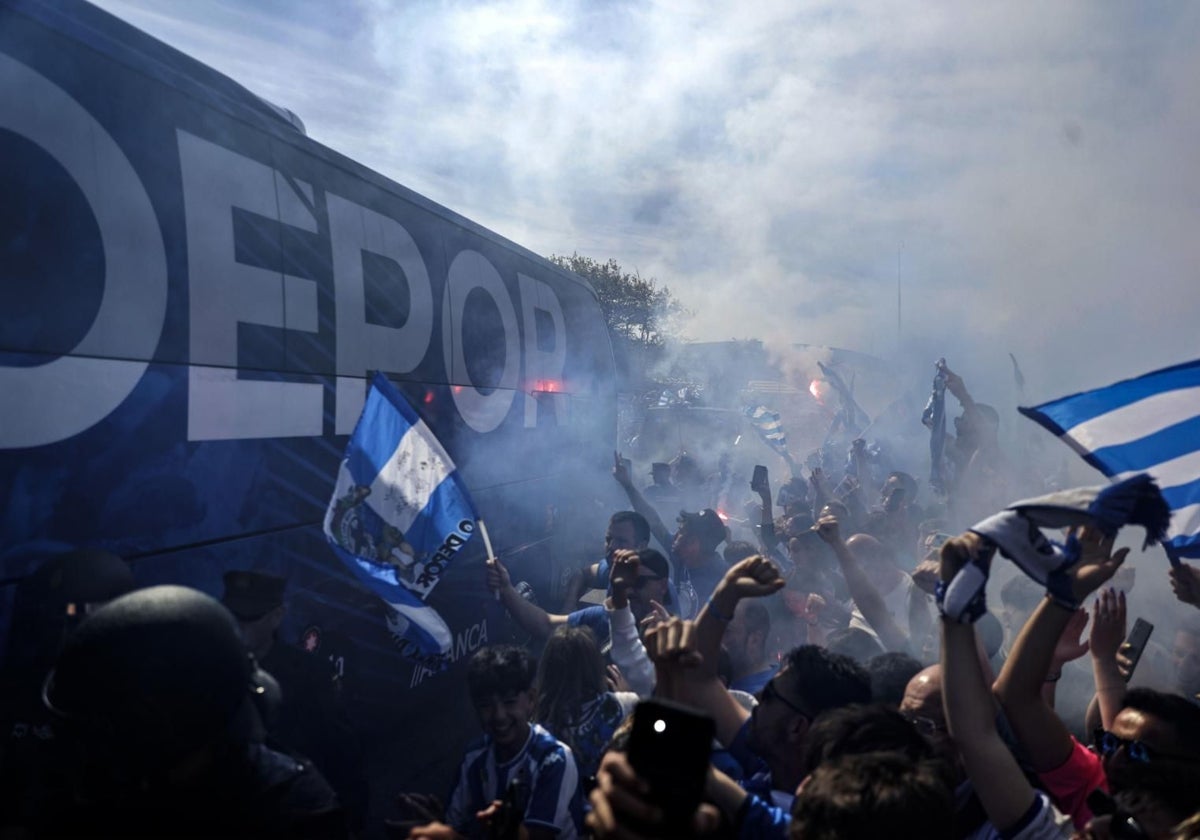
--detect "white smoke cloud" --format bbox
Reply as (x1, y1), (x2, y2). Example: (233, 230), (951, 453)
(95, 0), (1200, 406)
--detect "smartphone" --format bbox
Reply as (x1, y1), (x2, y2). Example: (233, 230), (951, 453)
(751, 464), (769, 492)
(627, 699), (714, 838)
(489, 770), (530, 840)
(1122, 618), (1154, 683)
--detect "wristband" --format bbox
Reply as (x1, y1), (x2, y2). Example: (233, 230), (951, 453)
(936, 561), (988, 624)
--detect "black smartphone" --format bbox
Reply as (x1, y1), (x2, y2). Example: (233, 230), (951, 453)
(1122, 618), (1154, 683)
(627, 699), (714, 838)
(751, 464), (768, 492)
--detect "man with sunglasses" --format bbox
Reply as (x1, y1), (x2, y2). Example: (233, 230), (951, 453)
(993, 527), (1200, 829)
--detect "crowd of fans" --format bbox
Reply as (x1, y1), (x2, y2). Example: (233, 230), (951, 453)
(4, 363), (1200, 838)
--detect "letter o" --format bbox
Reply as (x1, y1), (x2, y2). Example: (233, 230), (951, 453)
(0, 54), (167, 448)
(441, 250), (519, 433)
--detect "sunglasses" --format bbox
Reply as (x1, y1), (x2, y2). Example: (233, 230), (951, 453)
(1093, 728), (1156, 763)
(757, 679), (809, 718)
(633, 574), (663, 589)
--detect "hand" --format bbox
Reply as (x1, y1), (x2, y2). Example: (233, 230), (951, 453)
(1089, 588), (1127, 661)
(486, 556), (513, 594)
(813, 514), (842, 546)
(716, 555), (785, 602)
(1169, 562), (1200, 608)
(644, 618), (703, 699)
(911, 557), (940, 595)
(941, 364), (967, 399)
(474, 800), (503, 829)
(1116, 643), (1136, 681)
(406, 825), (462, 840)
(638, 600), (670, 634)
(809, 467), (825, 492)
(586, 751), (721, 839)
(610, 550), (640, 595)
(937, 532), (993, 582)
(804, 593), (827, 625)
(1053, 608), (1091, 668)
(1066, 527), (1130, 603)
(606, 663), (631, 693)
(613, 451), (632, 488)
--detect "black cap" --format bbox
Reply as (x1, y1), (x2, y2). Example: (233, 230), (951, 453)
(678, 509), (727, 550)
(221, 571), (286, 620)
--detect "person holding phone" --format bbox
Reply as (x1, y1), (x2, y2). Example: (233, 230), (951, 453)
(434, 645), (583, 840)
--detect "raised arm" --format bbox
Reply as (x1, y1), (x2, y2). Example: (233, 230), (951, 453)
(993, 527), (1128, 772)
(815, 515), (909, 653)
(940, 534), (1043, 832)
(1088, 587), (1127, 730)
(486, 555), (566, 640)
(694, 555), (785, 678)
(605, 550), (656, 696)
(645, 618), (751, 748)
(612, 451), (673, 553)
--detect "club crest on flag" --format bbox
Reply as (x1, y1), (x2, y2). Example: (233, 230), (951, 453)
(324, 372), (479, 670)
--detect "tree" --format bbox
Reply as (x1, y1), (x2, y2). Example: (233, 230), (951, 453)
(550, 252), (686, 349)
(550, 253), (688, 387)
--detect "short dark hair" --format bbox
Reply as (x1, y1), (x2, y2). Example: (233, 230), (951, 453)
(1121, 688), (1200, 756)
(825, 627), (885, 665)
(790, 751), (954, 840)
(467, 645), (536, 703)
(784, 645), (872, 717)
(867, 653), (923, 708)
(799, 703), (939, 779)
(610, 510), (650, 545)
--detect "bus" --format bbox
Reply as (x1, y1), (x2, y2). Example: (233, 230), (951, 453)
(0, 0), (616, 812)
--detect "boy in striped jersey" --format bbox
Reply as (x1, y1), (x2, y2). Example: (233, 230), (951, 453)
(443, 645), (583, 839)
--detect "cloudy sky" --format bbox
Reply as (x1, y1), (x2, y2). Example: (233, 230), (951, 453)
(92, 0), (1200, 404)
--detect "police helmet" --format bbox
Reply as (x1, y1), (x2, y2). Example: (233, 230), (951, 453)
(43, 585), (266, 766)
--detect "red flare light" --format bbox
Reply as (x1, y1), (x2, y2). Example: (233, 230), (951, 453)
(809, 379), (831, 404)
(532, 379), (564, 393)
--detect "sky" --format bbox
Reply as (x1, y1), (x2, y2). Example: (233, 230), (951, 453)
(91, 0), (1200, 406)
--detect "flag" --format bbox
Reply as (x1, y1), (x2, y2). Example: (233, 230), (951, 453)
(744, 405), (789, 458)
(324, 372), (478, 669)
(921, 365), (947, 495)
(1019, 359), (1200, 560)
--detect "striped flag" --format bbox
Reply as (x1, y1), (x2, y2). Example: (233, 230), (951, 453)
(744, 404), (790, 457)
(1019, 359), (1200, 560)
(324, 372), (478, 670)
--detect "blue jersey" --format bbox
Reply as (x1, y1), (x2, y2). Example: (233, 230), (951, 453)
(566, 605), (611, 648)
(446, 723), (583, 838)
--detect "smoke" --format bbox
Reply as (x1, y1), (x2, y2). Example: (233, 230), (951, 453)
(90, 0), (1200, 661)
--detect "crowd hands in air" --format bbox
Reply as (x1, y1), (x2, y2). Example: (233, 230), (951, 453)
(421, 361), (1200, 840)
(6, 363), (1200, 839)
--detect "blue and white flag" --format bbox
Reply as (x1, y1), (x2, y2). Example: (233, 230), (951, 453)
(744, 405), (789, 457)
(1020, 359), (1200, 560)
(324, 372), (478, 669)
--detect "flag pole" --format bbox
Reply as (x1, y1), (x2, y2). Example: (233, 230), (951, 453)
(480, 519), (500, 600)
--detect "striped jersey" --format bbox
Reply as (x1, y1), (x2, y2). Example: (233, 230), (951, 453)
(446, 723), (582, 838)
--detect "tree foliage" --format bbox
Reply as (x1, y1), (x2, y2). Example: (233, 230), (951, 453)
(549, 253), (687, 350)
